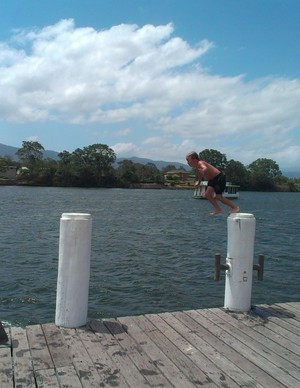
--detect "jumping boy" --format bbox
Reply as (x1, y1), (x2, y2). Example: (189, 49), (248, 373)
(186, 151), (240, 216)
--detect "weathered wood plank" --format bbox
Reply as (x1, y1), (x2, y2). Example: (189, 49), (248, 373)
(237, 307), (300, 356)
(147, 312), (238, 388)
(42, 323), (72, 368)
(134, 314), (218, 387)
(251, 307), (300, 344)
(275, 303), (300, 322)
(26, 324), (54, 371)
(119, 315), (202, 388)
(61, 327), (104, 388)
(77, 326), (129, 387)
(102, 318), (174, 387)
(161, 311), (264, 388)
(212, 307), (300, 371)
(11, 326), (36, 387)
(0, 346), (13, 388)
(193, 308), (300, 387)
(283, 302), (300, 314)
(35, 368), (60, 388)
(56, 365), (83, 388)
(90, 318), (150, 387)
(259, 304), (300, 336)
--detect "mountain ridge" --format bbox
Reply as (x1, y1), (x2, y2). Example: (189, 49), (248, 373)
(0, 143), (187, 170)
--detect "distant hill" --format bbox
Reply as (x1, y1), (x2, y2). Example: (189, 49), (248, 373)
(0, 143), (59, 160)
(2, 143), (298, 176)
(282, 170), (300, 178)
(0, 143), (187, 170)
(116, 156), (187, 170)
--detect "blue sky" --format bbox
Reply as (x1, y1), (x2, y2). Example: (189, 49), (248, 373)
(0, 0), (300, 171)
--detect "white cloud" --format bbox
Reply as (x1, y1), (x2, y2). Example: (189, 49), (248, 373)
(115, 128), (131, 136)
(0, 19), (300, 169)
(112, 142), (138, 156)
(27, 135), (39, 142)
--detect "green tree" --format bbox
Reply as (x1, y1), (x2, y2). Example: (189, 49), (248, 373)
(248, 158), (282, 179)
(198, 149), (227, 171)
(56, 144), (116, 187)
(0, 156), (16, 172)
(80, 144), (116, 185)
(225, 160), (248, 188)
(55, 151), (75, 186)
(247, 158), (282, 190)
(16, 141), (45, 168)
(140, 163), (160, 183)
(29, 158), (58, 186)
(117, 160), (139, 185)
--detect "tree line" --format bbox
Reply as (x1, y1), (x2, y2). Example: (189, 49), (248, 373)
(0, 141), (299, 191)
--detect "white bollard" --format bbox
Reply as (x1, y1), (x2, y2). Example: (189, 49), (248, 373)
(55, 213), (92, 328)
(224, 213), (256, 312)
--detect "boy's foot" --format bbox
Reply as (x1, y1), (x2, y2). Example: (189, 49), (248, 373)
(229, 207), (240, 214)
(210, 210), (223, 216)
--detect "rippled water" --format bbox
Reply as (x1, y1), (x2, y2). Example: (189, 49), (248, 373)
(1, 186), (299, 327)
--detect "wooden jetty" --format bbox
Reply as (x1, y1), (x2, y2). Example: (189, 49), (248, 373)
(1, 302), (300, 387)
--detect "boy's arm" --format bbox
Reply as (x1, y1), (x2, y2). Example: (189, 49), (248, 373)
(195, 163), (204, 187)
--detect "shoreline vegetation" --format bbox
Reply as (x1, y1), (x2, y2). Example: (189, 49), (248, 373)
(1, 141), (300, 192)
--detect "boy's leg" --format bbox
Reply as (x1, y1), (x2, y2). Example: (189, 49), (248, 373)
(216, 194), (240, 213)
(205, 186), (223, 215)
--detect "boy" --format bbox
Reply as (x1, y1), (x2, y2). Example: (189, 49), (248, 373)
(186, 151), (240, 216)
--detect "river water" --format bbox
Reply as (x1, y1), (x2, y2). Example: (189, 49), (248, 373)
(1, 186), (299, 327)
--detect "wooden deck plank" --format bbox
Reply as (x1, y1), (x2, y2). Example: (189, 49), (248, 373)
(146, 314), (221, 387)
(88, 319), (149, 387)
(61, 327), (106, 388)
(77, 326), (129, 387)
(101, 318), (174, 387)
(11, 326), (36, 387)
(251, 307), (300, 344)
(174, 309), (274, 387)
(89, 318), (150, 387)
(41, 323), (73, 368)
(146, 312), (239, 388)
(193, 308), (300, 387)
(35, 368), (60, 388)
(274, 303), (300, 322)
(89, 325), (149, 387)
(234, 307), (300, 357)
(283, 302), (300, 313)
(4, 302), (300, 388)
(56, 365), (83, 387)
(118, 315), (196, 388)
(191, 308), (286, 387)
(133, 314), (219, 387)
(212, 307), (300, 370)
(0, 328), (13, 388)
(161, 311), (265, 388)
(205, 307), (300, 384)
(26, 324), (54, 371)
(0, 346), (14, 388)
(259, 304), (300, 336)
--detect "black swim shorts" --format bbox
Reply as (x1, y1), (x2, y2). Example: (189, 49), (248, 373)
(207, 173), (226, 194)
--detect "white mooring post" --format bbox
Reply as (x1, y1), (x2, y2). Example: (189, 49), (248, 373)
(224, 213), (256, 312)
(55, 213), (92, 328)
